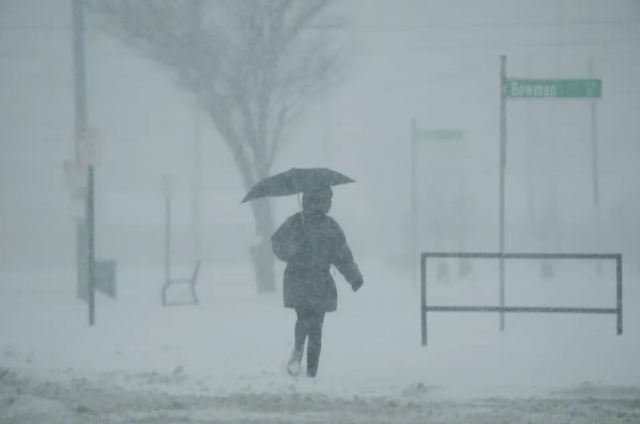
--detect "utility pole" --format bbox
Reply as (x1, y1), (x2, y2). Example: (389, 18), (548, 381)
(72, 0), (96, 326)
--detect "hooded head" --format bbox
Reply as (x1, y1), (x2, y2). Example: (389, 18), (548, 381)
(302, 185), (333, 214)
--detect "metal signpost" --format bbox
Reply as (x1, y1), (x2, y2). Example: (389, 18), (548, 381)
(411, 120), (418, 288)
(76, 127), (100, 323)
(588, 59), (602, 276)
(499, 55), (602, 331)
(72, 0), (100, 326)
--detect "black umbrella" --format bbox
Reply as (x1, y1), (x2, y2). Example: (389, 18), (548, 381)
(241, 167), (355, 203)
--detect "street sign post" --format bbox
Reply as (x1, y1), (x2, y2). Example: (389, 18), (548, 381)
(72, 0), (97, 327)
(507, 79), (602, 99)
(499, 57), (603, 333)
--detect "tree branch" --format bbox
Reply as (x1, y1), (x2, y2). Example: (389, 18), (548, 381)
(89, 0), (348, 184)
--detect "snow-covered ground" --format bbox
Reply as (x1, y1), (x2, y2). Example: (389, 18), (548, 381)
(1, 260), (639, 423)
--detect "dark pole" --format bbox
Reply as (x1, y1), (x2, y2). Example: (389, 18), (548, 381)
(589, 59), (602, 276)
(588, 59), (600, 209)
(87, 168), (96, 326)
(616, 255), (622, 335)
(72, 0), (95, 326)
(411, 119), (418, 288)
(421, 253), (427, 346)
(499, 55), (507, 332)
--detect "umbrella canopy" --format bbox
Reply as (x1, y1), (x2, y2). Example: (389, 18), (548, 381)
(241, 167), (355, 203)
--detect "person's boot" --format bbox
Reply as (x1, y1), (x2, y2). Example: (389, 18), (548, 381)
(287, 348), (303, 376)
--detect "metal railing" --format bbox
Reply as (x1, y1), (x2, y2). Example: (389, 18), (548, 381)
(420, 252), (623, 346)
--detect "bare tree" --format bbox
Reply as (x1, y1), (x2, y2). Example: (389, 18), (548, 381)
(88, 0), (348, 293)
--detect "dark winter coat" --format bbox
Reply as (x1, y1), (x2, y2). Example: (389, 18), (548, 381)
(271, 211), (363, 313)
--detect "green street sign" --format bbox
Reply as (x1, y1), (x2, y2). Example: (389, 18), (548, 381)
(415, 129), (464, 141)
(507, 79), (602, 99)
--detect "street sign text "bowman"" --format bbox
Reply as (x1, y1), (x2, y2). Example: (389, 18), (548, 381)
(507, 79), (602, 99)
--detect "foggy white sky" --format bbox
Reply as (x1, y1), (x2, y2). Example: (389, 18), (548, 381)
(1, 0), (639, 268)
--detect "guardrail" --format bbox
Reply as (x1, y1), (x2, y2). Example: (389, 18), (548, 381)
(420, 252), (623, 346)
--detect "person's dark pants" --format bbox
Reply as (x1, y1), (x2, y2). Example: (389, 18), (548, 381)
(294, 308), (326, 377)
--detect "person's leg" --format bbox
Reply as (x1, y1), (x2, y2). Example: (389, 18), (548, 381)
(294, 308), (310, 352)
(306, 311), (325, 377)
(288, 308), (309, 376)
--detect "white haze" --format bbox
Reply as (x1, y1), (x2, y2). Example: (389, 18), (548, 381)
(1, 0), (639, 422)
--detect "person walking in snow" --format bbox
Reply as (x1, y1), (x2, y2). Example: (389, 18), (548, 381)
(271, 185), (363, 378)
